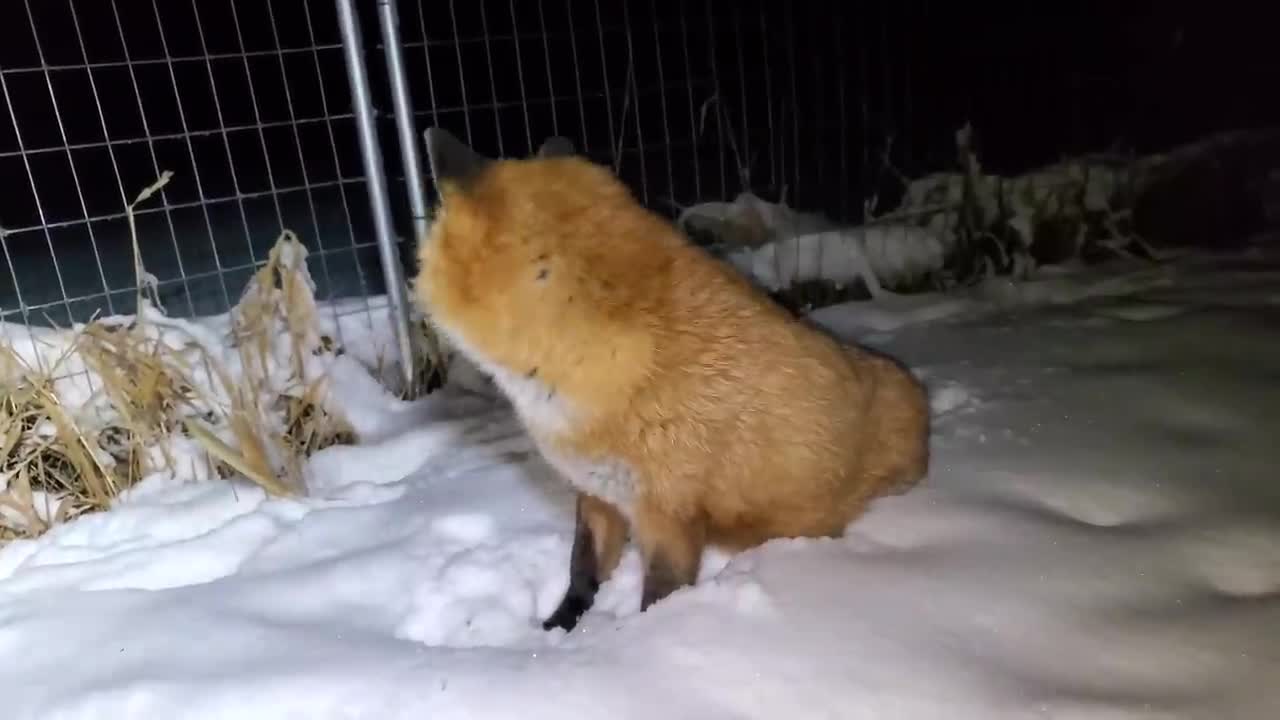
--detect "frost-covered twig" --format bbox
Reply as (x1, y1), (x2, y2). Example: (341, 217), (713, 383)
(125, 171), (173, 319)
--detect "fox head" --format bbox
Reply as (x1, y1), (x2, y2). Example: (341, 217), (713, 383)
(415, 128), (667, 407)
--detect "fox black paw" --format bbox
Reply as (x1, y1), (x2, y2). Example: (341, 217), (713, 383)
(542, 589), (594, 632)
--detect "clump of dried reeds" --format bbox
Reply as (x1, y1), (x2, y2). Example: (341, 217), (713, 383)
(76, 321), (207, 474)
(387, 317), (449, 400)
(1, 338), (117, 537)
(167, 232), (356, 498)
(187, 229), (356, 494)
(0, 174), (358, 544)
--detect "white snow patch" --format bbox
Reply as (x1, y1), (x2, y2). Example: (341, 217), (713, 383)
(725, 225), (951, 298)
(929, 380), (978, 417)
(808, 256), (1180, 335)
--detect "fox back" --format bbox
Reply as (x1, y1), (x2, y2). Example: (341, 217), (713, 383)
(414, 128), (930, 631)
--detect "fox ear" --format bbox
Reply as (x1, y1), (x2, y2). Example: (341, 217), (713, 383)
(424, 127), (491, 191)
(537, 135), (576, 158)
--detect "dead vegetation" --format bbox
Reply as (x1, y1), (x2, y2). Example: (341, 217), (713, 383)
(678, 103), (1179, 315)
(0, 173), (359, 544)
(1, 339), (118, 538)
(374, 316), (450, 401)
(196, 228), (356, 494)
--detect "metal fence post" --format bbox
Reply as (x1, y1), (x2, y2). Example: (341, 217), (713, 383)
(335, 0), (416, 389)
(376, 0), (430, 260)
(376, 0), (446, 390)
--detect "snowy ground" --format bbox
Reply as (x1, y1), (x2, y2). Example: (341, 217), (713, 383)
(2, 248), (1278, 719)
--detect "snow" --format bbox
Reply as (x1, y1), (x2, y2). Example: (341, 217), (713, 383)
(724, 225), (952, 298)
(2, 248), (1279, 718)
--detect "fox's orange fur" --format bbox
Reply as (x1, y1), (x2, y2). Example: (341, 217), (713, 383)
(414, 129), (930, 631)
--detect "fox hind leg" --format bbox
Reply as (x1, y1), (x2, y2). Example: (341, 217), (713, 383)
(634, 500), (706, 612)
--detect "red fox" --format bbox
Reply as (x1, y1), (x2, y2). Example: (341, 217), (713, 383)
(415, 128), (930, 632)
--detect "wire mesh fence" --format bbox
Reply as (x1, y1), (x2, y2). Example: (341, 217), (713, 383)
(0, 0), (395, 341)
(0, 1), (914, 327)
(3, 1), (1276, 354)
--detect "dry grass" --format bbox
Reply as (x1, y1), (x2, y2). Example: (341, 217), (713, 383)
(0, 175), (359, 544)
(1, 338), (117, 536)
(0, 318), (205, 536)
(76, 322), (206, 474)
(179, 229), (356, 497)
(385, 317), (449, 400)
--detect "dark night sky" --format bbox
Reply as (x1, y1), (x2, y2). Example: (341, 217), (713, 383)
(1, 1), (1276, 325)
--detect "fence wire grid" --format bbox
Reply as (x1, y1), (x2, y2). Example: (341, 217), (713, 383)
(2, 1), (1275, 350)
